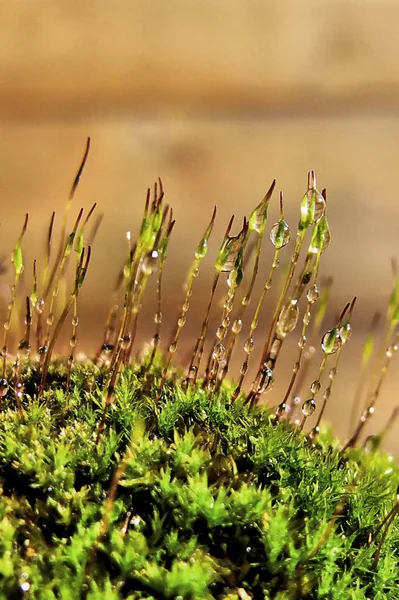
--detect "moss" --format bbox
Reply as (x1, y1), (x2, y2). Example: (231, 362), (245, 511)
(0, 361), (398, 599)
(0, 145), (399, 597)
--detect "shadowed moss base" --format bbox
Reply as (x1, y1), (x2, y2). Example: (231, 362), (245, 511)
(0, 358), (398, 600)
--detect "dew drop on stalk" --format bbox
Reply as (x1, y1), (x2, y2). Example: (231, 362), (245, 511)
(192, 267), (199, 278)
(329, 367), (337, 380)
(323, 388), (331, 401)
(386, 344), (398, 358)
(242, 295), (249, 307)
(154, 311), (162, 324)
(240, 362), (248, 376)
(3, 320), (10, 331)
(182, 301), (190, 312)
(298, 335), (307, 349)
(141, 250), (159, 275)
(303, 311), (311, 326)
(270, 220), (291, 249)
(70, 335), (77, 348)
(224, 297), (234, 311)
(244, 338), (254, 354)
(257, 365), (274, 394)
(178, 316), (186, 327)
(35, 298), (45, 314)
(339, 323), (352, 344)
(232, 319), (243, 334)
(310, 380), (321, 394)
(307, 284), (319, 304)
(0, 379), (9, 397)
(222, 316), (230, 329)
(314, 189), (326, 222)
(46, 314), (54, 327)
(302, 398), (316, 417)
(169, 341), (177, 354)
(72, 316), (79, 327)
(276, 301), (299, 338)
(212, 343), (225, 361)
(321, 329), (342, 355)
(216, 325), (226, 340)
(38, 345), (48, 355)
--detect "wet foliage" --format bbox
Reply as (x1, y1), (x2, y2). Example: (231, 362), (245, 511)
(1, 142), (399, 597)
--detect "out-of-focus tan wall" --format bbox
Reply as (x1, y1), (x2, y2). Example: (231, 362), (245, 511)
(1, 0), (399, 449)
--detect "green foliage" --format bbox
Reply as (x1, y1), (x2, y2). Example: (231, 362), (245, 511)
(0, 361), (399, 599)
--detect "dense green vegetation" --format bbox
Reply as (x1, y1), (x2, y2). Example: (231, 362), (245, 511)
(1, 140), (399, 598)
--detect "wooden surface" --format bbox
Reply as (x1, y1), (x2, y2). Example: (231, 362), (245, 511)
(1, 0), (399, 451)
(1, 0), (399, 118)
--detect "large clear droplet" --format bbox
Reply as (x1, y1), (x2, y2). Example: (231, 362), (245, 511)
(276, 301), (299, 338)
(270, 220), (291, 249)
(321, 329), (341, 355)
(302, 398), (316, 417)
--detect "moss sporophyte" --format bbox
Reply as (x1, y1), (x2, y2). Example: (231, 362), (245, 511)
(1, 141), (399, 599)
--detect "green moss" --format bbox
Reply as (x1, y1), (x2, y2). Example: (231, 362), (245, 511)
(0, 360), (398, 599)
(1, 150), (399, 598)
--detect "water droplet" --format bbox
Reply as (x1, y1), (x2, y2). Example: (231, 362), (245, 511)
(38, 345), (48, 356)
(340, 323), (352, 344)
(244, 338), (254, 354)
(386, 343), (397, 358)
(35, 298), (45, 314)
(20, 582), (30, 593)
(275, 402), (287, 419)
(3, 320), (10, 331)
(169, 341), (177, 354)
(222, 316), (230, 329)
(241, 295), (249, 307)
(240, 363), (248, 376)
(323, 388), (331, 401)
(270, 220), (291, 249)
(257, 365), (274, 394)
(232, 319), (243, 334)
(0, 379), (9, 397)
(182, 301), (190, 312)
(310, 380), (321, 394)
(307, 285), (319, 304)
(47, 314), (54, 327)
(298, 335), (307, 349)
(72, 316), (79, 327)
(212, 343), (226, 361)
(192, 267), (199, 278)
(178, 316), (186, 328)
(302, 398), (316, 417)
(70, 335), (77, 348)
(216, 325), (226, 340)
(276, 301), (299, 337)
(220, 236), (243, 272)
(321, 329), (341, 355)
(314, 190), (326, 222)
(121, 334), (131, 350)
(224, 297), (234, 311)
(329, 367), (337, 380)
(141, 250), (159, 275)
(15, 382), (23, 399)
(155, 312), (162, 324)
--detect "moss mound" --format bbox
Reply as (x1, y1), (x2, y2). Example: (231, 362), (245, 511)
(0, 361), (398, 599)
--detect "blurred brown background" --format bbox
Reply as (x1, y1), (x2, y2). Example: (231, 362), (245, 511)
(1, 0), (399, 450)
